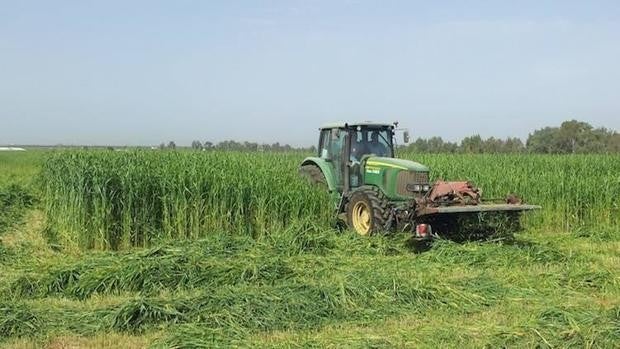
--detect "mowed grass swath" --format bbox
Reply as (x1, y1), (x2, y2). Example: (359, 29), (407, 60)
(41, 151), (332, 250)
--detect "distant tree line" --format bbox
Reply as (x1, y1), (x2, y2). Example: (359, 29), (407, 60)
(404, 120), (620, 154)
(158, 120), (619, 154)
(159, 140), (315, 152)
(526, 120), (620, 154)
(404, 135), (526, 154)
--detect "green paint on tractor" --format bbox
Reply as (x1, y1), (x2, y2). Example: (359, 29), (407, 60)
(299, 121), (539, 237)
(363, 157), (429, 201)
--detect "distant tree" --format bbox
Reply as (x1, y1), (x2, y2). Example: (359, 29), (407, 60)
(526, 127), (558, 153)
(167, 141), (176, 149)
(426, 137), (444, 153)
(503, 137), (525, 153)
(607, 133), (620, 153)
(203, 141), (213, 149)
(191, 140), (203, 150)
(557, 120), (593, 153)
(217, 140), (240, 150)
(482, 137), (503, 153)
(526, 120), (618, 154)
(243, 141), (258, 151)
(159, 143), (166, 150)
(414, 137), (458, 153)
(461, 135), (484, 153)
(411, 138), (428, 153)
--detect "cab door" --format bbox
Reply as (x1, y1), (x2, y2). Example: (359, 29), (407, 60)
(318, 129), (347, 191)
(348, 128), (368, 189)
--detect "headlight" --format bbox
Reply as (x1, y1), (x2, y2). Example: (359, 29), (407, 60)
(413, 184), (421, 191)
(422, 184), (430, 191)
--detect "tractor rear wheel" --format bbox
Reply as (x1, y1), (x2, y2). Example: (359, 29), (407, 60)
(346, 186), (390, 236)
(299, 165), (327, 188)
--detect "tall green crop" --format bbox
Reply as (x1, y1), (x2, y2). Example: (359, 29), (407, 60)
(40, 150), (620, 250)
(400, 152), (620, 229)
(41, 151), (332, 250)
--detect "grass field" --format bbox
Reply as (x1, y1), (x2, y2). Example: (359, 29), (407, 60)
(0, 150), (618, 348)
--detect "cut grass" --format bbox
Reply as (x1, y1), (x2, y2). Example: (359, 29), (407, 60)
(2, 227), (618, 347)
(0, 184), (36, 236)
(3, 333), (154, 349)
(0, 303), (41, 339)
(0, 151), (618, 348)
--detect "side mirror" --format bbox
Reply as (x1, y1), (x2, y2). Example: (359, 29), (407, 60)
(403, 130), (410, 144)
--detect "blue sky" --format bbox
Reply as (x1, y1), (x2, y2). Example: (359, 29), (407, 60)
(1, 1), (619, 146)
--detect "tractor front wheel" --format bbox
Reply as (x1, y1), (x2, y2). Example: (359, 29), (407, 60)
(346, 186), (390, 236)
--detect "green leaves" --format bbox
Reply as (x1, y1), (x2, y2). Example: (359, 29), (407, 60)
(0, 303), (41, 338)
(41, 151), (332, 250)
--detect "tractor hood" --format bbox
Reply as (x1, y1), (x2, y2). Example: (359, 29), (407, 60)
(365, 157), (429, 172)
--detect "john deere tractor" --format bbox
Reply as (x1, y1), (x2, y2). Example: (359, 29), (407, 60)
(300, 121), (539, 238)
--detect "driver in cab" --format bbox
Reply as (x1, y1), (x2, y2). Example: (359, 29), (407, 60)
(368, 131), (389, 157)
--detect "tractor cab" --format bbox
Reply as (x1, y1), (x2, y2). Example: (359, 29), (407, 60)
(300, 121), (431, 235)
(301, 121), (427, 202)
(316, 122), (398, 190)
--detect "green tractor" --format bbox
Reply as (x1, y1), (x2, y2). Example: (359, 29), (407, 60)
(300, 121), (539, 238)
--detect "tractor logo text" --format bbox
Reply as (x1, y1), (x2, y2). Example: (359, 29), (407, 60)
(365, 167), (381, 174)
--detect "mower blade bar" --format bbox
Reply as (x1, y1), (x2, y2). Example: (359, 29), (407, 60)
(418, 204), (541, 216)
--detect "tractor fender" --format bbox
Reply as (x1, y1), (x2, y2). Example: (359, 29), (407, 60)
(300, 157), (337, 192)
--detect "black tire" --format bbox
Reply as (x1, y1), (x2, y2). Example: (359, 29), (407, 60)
(345, 186), (391, 235)
(299, 164), (327, 188)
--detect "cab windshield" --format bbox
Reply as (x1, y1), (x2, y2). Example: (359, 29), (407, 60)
(350, 128), (393, 160)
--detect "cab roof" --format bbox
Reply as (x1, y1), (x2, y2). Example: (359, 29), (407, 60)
(319, 121), (394, 130)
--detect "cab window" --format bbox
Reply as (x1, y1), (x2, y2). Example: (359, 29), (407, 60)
(318, 130), (330, 158)
(350, 128), (393, 160)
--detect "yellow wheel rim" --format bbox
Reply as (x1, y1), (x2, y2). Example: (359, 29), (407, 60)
(352, 201), (372, 235)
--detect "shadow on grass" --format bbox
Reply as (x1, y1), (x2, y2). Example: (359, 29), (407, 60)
(404, 238), (433, 254)
(400, 212), (548, 255)
(420, 211), (523, 243)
